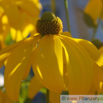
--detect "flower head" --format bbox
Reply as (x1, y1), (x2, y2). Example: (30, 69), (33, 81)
(36, 11), (63, 35)
(0, 11), (101, 102)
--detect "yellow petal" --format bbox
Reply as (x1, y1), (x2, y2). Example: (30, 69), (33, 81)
(28, 16), (39, 26)
(22, 38), (40, 80)
(84, 0), (102, 23)
(88, 81), (98, 95)
(22, 24), (34, 38)
(22, 51), (33, 80)
(0, 52), (10, 68)
(0, 24), (10, 50)
(61, 31), (72, 37)
(27, 16), (38, 36)
(32, 0), (42, 10)
(10, 24), (34, 42)
(2, 15), (8, 24)
(62, 44), (69, 91)
(1, 1), (22, 29)
(0, 39), (25, 68)
(28, 77), (43, 99)
(74, 39), (103, 67)
(4, 36), (40, 102)
(0, 90), (12, 103)
(99, 46), (103, 54)
(99, 82), (103, 93)
(60, 35), (93, 95)
(0, 6), (4, 17)
(50, 91), (61, 103)
(17, 0), (41, 17)
(32, 34), (64, 92)
(93, 63), (103, 93)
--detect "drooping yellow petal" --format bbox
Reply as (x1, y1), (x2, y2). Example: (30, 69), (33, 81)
(2, 15), (8, 24)
(0, 18), (3, 33)
(0, 52), (10, 68)
(88, 81), (98, 95)
(74, 39), (103, 67)
(60, 35), (93, 95)
(10, 24), (34, 42)
(0, 90), (12, 103)
(50, 91), (61, 103)
(22, 24), (34, 38)
(99, 82), (103, 93)
(28, 16), (39, 26)
(0, 24), (10, 50)
(0, 14), (10, 49)
(22, 36), (40, 80)
(1, 1), (22, 29)
(62, 44), (69, 91)
(27, 16), (39, 36)
(0, 34), (6, 50)
(84, 0), (103, 23)
(61, 31), (72, 37)
(17, 0), (41, 17)
(28, 77), (43, 99)
(4, 36), (40, 102)
(0, 39), (25, 68)
(32, 0), (42, 10)
(93, 63), (103, 93)
(32, 34), (64, 92)
(0, 6), (4, 17)
(99, 46), (103, 54)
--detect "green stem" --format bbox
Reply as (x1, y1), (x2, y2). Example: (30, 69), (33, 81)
(91, 0), (103, 41)
(64, 0), (71, 33)
(91, 22), (101, 41)
(95, 91), (97, 95)
(46, 89), (49, 103)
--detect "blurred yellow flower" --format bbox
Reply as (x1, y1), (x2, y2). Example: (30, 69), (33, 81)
(0, 11), (101, 102)
(84, 0), (103, 25)
(0, 0), (42, 43)
(0, 90), (12, 103)
(0, 7), (10, 49)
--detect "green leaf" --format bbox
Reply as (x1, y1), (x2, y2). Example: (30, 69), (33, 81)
(40, 88), (47, 94)
(4, 33), (15, 45)
(92, 39), (102, 49)
(102, 22), (103, 32)
(19, 81), (30, 103)
(24, 98), (32, 103)
(61, 91), (69, 95)
(83, 13), (97, 28)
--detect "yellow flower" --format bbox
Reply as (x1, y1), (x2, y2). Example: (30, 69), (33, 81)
(84, 0), (103, 26)
(0, 90), (12, 103)
(0, 11), (101, 102)
(0, 0), (42, 42)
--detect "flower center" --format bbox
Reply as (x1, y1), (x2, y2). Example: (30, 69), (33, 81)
(36, 11), (63, 36)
